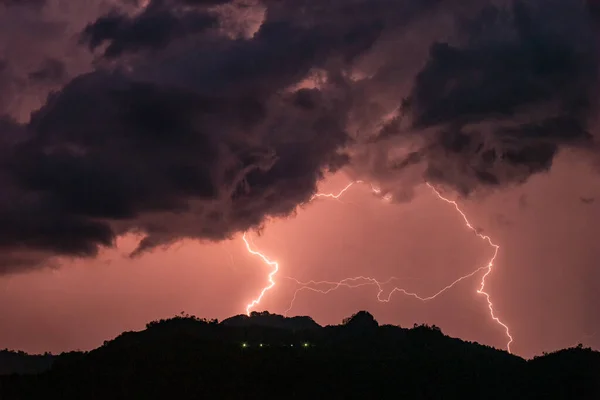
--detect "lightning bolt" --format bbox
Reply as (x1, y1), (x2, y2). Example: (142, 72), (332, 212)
(283, 267), (488, 315)
(243, 232), (279, 316)
(426, 183), (513, 353)
(242, 181), (514, 353)
(241, 184), (365, 316)
(310, 181), (357, 200)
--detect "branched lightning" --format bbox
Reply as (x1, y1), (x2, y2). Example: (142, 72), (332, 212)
(283, 266), (487, 315)
(243, 232), (279, 316)
(426, 183), (513, 352)
(242, 181), (514, 353)
(310, 181), (357, 200)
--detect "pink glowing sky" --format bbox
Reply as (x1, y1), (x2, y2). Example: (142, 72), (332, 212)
(1, 151), (598, 359)
(1, 0), (600, 361)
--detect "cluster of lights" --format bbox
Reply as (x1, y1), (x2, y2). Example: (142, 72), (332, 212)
(240, 342), (311, 348)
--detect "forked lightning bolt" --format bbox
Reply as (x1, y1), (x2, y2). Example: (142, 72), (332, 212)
(427, 183), (513, 353)
(243, 232), (279, 316)
(242, 182), (368, 316)
(242, 181), (514, 353)
(283, 267), (487, 314)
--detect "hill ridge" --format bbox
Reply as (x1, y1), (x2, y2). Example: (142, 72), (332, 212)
(1, 311), (599, 399)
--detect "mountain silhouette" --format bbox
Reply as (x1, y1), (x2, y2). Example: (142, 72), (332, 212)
(222, 311), (321, 330)
(1, 311), (598, 399)
(342, 310), (379, 328)
(0, 350), (53, 375)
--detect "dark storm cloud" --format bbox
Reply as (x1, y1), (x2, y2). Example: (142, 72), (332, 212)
(0, 70), (351, 268)
(361, 0), (600, 197)
(0, 0), (599, 271)
(0, 59), (11, 99)
(0, 0), (46, 8)
(28, 58), (66, 83)
(0, 60), (24, 115)
(81, 0), (221, 59)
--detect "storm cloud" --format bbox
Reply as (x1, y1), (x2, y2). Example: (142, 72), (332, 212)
(354, 0), (599, 198)
(0, 0), (598, 272)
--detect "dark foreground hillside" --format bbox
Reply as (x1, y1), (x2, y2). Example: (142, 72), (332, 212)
(1, 311), (599, 399)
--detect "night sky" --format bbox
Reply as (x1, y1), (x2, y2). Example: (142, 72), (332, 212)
(0, 0), (599, 359)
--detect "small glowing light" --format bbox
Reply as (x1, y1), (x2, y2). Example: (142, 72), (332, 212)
(259, 343), (263, 347)
(241, 342), (248, 348)
(303, 342), (309, 348)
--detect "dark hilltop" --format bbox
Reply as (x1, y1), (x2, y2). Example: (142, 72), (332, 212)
(1, 311), (599, 399)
